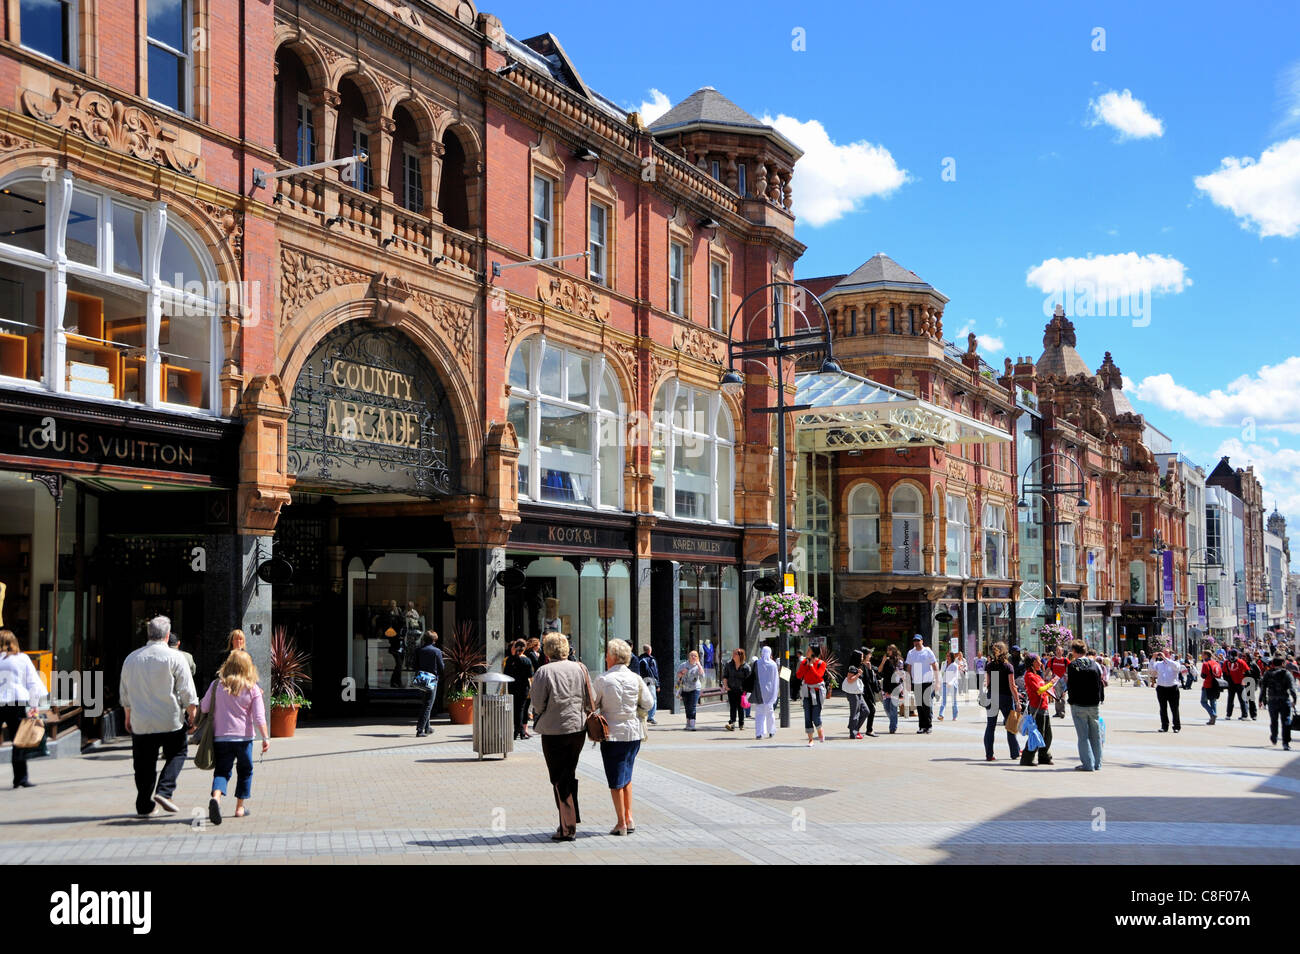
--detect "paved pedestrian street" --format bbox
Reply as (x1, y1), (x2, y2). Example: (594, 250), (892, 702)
(5, 684), (1298, 865)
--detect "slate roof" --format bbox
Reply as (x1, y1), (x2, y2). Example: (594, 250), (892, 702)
(649, 87), (800, 156)
(820, 253), (948, 302)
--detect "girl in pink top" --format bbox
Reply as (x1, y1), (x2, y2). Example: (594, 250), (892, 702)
(200, 650), (269, 825)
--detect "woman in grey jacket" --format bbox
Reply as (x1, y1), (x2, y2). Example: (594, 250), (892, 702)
(529, 632), (589, 841)
(593, 639), (655, 835)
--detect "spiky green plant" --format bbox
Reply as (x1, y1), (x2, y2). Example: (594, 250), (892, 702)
(270, 625), (313, 709)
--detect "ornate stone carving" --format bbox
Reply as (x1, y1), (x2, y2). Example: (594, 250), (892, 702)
(537, 275), (608, 322)
(21, 84), (199, 176)
(672, 325), (725, 365)
(196, 200), (243, 263)
(414, 292), (474, 376)
(610, 339), (640, 395)
(373, 73), (398, 98)
(0, 131), (36, 152)
(947, 459), (968, 481)
(319, 45), (345, 66)
(647, 352), (676, 391)
(279, 248), (370, 327)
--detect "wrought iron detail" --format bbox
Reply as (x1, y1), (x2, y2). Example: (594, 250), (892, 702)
(287, 325), (459, 496)
(32, 472), (63, 502)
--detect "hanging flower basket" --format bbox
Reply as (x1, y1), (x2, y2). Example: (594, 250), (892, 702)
(1146, 633), (1168, 655)
(1037, 622), (1073, 653)
(755, 593), (819, 634)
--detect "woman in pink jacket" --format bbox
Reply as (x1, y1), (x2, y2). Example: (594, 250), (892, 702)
(200, 650), (269, 825)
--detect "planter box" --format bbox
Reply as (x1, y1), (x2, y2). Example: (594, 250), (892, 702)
(270, 705), (300, 738)
(447, 697), (473, 725)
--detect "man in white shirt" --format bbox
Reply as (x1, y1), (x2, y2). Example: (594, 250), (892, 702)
(119, 616), (197, 816)
(906, 635), (939, 734)
(1151, 651), (1182, 733)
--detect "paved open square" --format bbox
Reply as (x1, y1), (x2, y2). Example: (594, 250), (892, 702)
(4, 683), (1297, 865)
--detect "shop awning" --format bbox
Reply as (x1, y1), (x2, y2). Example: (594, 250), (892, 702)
(793, 370), (1012, 452)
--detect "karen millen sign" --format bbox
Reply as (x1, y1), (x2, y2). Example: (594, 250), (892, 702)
(288, 326), (457, 495)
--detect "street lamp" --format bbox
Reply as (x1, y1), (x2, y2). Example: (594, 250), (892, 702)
(723, 281), (839, 728)
(1018, 452), (1091, 649)
(1188, 546), (1224, 656)
(1150, 531), (1171, 652)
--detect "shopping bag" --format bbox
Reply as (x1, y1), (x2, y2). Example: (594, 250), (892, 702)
(1004, 709), (1020, 735)
(13, 716), (45, 749)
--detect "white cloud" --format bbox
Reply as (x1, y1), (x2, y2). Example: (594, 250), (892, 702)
(759, 113), (908, 227)
(1194, 137), (1300, 238)
(636, 89), (671, 124)
(1087, 89), (1164, 140)
(1133, 355), (1300, 432)
(1275, 62), (1300, 134)
(1025, 252), (1190, 298)
(952, 320), (1004, 354)
(977, 334), (1005, 353)
(1212, 437), (1300, 567)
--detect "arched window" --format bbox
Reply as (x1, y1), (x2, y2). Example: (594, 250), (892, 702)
(335, 77), (373, 192)
(0, 172), (221, 411)
(274, 47), (314, 164)
(650, 379), (734, 524)
(507, 337), (621, 509)
(389, 105), (424, 213)
(890, 484), (923, 574)
(848, 483), (881, 572)
(439, 129), (470, 231)
(800, 493), (830, 574)
(983, 503), (1007, 578)
(945, 494), (970, 577)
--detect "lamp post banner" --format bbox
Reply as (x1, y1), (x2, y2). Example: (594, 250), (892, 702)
(1162, 549), (1175, 612)
(1197, 584), (1207, 627)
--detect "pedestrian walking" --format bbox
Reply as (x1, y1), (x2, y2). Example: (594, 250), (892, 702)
(1047, 645), (1070, 718)
(750, 645), (779, 739)
(676, 650), (705, 731)
(1020, 654), (1054, 765)
(1225, 650), (1249, 720)
(880, 644), (904, 734)
(1066, 639), (1105, 772)
(906, 635), (939, 733)
(1245, 652), (1262, 721)
(593, 639), (654, 836)
(168, 633), (196, 679)
(119, 616), (197, 816)
(529, 632), (589, 842)
(1151, 651), (1182, 733)
(722, 648), (751, 732)
(938, 652), (961, 721)
(859, 647), (880, 737)
(635, 645), (660, 724)
(1199, 650), (1223, 725)
(0, 630), (47, 789)
(1262, 655), (1296, 750)
(413, 631), (444, 738)
(842, 650), (869, 739)
(503, 639), (534, 741)
(200, 650), (269, 825)
(981, 641), (1021, 761)
(796, 645), (828, 746)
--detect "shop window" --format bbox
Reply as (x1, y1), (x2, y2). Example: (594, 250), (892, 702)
(848, 483), (880, 572)
(651, 379), (734, 524)
(508, 337), (621, 509)
(889, 484), (923, 574)
(799, 493), (830, 575)
(1129, 559), (1146, 603)
(983, 503), (1007, 578)
(945, 493), (970, 577)
(147, 0), (191, 114)
(1058, 523), (1077, 583)
(0, 172), (220, 412)
(20, 0), (77, 66)
(0, 180), (49, 256)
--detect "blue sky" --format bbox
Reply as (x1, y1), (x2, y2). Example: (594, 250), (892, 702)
(490, 0), (1300, 565)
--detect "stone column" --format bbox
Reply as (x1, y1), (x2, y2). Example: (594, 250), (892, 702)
(203, 533), (274, 722)
(313, 89), (341, 170)
(423, 139), (445, 220)
(456, 546), (507, 673)
(782, 175), (793, 211)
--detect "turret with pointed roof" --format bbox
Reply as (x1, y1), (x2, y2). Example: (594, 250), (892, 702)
(1036, 305), (1095, 381)
(1097, 351), (1136, 418)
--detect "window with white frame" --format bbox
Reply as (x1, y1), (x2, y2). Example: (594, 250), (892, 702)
(946, 493), (970, 577)
(21, 0), (77, 66)
(668, 242), (685, 316)
(890, 484), (923, 574)
(1058, 523), (1077, 583)
(651, 380), (733, 523)
(801, 493), (830, 575)
(507, 337), (621, 509)
(983, 503), (1007, 578)
(708, 260), (725, 332)
(0, 172), (221, 412)
(401, 145), (423, 213)
(848, 483), (881, 572)
(532, 175), (554, 259)
(352, 127), (373, 192)
(588, 202), (608, 286)
(147, 0), (191, 114)
(296, 94), (316, 166)
(1131, 510), (1143, 538)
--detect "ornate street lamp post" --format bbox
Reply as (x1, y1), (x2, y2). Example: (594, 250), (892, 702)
(1018, 452), (1090, 649)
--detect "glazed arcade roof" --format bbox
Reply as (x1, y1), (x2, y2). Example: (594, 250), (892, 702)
(794, 369), (1012, 452)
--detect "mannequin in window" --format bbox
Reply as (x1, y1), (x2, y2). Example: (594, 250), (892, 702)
(543, 598), (563, 638)
(702, 639), (715, 684)
(385, 600), (405, 688)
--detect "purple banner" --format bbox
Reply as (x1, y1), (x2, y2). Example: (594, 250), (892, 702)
(1161, 549), (1175, 612)
(1196, 584), (1207, 627)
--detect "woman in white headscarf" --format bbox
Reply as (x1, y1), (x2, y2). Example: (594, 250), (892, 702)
(752, 645), (780, 740)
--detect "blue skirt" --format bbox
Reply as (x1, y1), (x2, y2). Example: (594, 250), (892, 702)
(599, 739), (641, 789)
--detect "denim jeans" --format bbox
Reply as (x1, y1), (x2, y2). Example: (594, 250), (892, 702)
(940, 683), (958, 719)
(645, 679), (658, 721)
(681, 689), (700, 721)
(417, 676), (438, 734)
(983, 697), (1020, 759)
(883, 696), (899, 732)
(211, 739), (254, 799)
(1071, 705), (1103, 770)
(1200, 688), (1218, 719)
(802, 694), (823, 732)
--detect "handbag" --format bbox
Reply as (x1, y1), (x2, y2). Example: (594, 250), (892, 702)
(193, 710), (215, 771)
(1004, 709), (1021, 734)
(740, 692), (751, 710)
(580, 665), (610, 743)
(13, 716), (45, 749)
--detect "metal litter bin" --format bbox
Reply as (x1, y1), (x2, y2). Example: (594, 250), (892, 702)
(471, 672), (514, 760)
